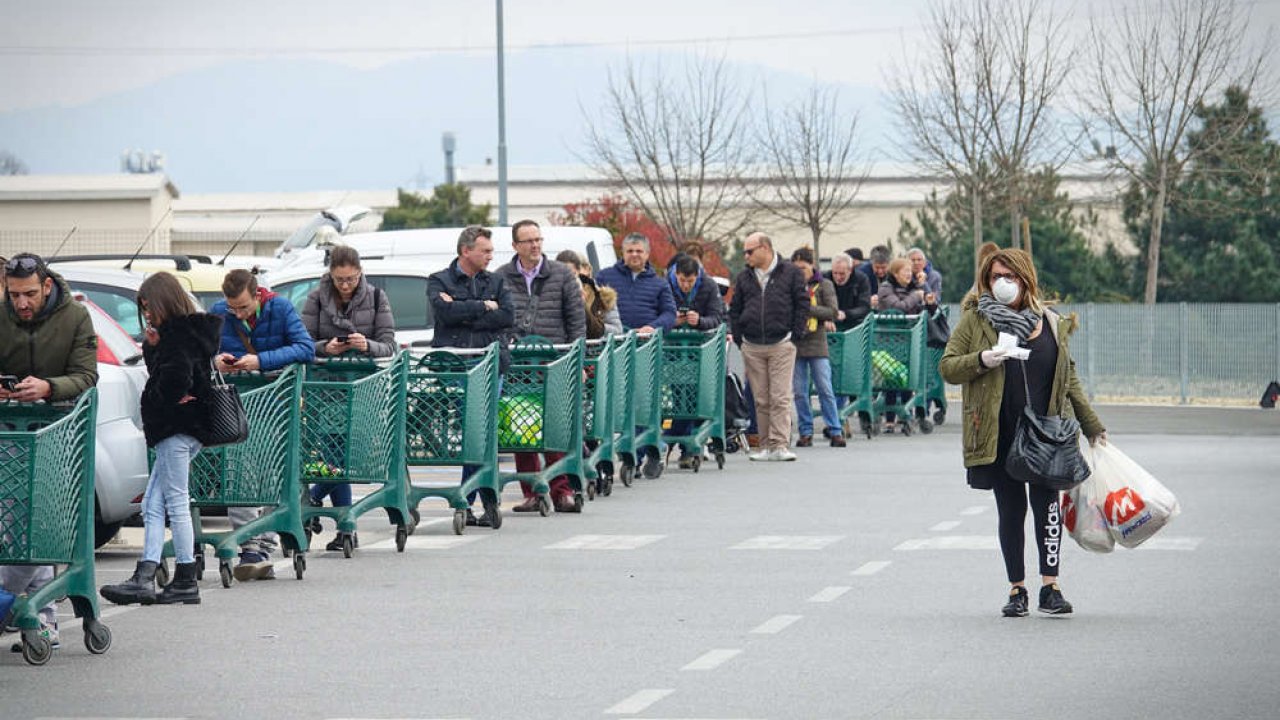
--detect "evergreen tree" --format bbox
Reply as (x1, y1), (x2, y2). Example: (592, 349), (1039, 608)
(379, 184), (492, 230)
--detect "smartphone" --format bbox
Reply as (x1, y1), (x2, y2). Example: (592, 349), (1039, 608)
(678, 306), (690, 315)
(0, 375), (18, 391)
(335, 336), (349, 344)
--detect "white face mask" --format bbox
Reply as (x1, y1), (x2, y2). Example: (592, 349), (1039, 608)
(992, 277), (1021, 305)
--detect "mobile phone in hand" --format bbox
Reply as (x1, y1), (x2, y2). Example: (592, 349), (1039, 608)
(0, 375), (18, 391)
(335, 336), (349, 344)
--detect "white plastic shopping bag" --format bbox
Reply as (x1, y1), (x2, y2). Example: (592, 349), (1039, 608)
(1062, 461), (1114, 553)
(1087, 441), (1181, 548)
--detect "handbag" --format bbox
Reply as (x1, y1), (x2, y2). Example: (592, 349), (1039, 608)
(926, 309), (951, 348)
(197, 362), (250, 447)
(1004, 360), (1090, 491)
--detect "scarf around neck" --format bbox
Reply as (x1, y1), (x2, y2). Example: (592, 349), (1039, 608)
(977, 293), (1041, 341)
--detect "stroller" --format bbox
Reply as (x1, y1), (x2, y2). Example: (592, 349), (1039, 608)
(723, 372), (753, 453)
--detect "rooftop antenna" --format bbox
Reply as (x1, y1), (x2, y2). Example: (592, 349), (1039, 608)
(48, 225), (79, 259)
(124, 207), (173, 271)
(217, 215), (261, 266)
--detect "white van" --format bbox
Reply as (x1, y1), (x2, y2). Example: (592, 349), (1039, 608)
(282, 225), (619, 275)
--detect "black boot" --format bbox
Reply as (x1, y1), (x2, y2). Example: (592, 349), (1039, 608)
(100, 560), (158, 606)
(155, 562), (201, 605)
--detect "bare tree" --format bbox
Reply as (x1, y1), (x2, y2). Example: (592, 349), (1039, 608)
(0, 150), (28, 175)
(1081, 0), (1269, 304)
(581, 53), (756, 248)
(889, 0), (999, 278)
(979, 0), (1074, 254)
(750, 85), (867, 261)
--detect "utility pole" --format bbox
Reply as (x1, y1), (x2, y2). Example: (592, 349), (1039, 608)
(495, 0), (509, 225)
(442, 132), (456, 185)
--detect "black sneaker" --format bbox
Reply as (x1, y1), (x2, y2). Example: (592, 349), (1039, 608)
(1002, 586), (1029, 617)
(1038, 583), (1073, 615)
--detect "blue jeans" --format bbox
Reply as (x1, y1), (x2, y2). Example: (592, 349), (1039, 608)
(310, 433), (351, 506)
(792, 357), (841, 438)
(143, 433), (202, 564)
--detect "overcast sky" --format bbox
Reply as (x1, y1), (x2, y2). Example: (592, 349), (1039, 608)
(4, 0), (1273, 113)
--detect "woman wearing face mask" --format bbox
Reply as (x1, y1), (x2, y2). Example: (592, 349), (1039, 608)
(938, 249), (1107, 618)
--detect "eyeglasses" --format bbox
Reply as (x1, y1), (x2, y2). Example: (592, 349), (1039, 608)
(514, 236), (544, 245)
(743, 246), (759, 256)
(4, 256), (42, 276)
(332, 274), (361, 286)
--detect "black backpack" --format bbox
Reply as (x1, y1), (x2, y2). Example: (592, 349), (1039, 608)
(725, 373), (751, 429)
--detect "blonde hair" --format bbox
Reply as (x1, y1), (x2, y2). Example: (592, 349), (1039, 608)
(979, 248), (1044, 313)
(887, 257), (912, 280)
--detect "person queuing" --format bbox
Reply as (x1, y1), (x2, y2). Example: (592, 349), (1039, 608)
(876, 257), (938, 433)
(665, 253), (727, 468)
(499, 220), (586, 514)
(0, 253), (98, 650)
(100, 272), (222, 608)
(428, 225), (514, 527)
(939, 248), (1106, 618)
(728, 232), (808, 462)
(300, 245), (396, 551)
(859, 245), (892, 311)
(555, 250), (622, 339)
(907, 247), (943, 300)
(789, 248), (845, 448)
(211, 269), (314, 581)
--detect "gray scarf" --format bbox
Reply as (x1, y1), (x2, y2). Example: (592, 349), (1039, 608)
(977, 293), (1040, 341)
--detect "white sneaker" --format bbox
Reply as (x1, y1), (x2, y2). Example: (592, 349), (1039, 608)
(748, 449), (771, 461)
(773, 448), (797, 462)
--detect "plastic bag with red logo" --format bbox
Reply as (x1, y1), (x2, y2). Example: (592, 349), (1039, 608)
(1062, 467), (1114, 553)
(1087, 441), (1181, 549)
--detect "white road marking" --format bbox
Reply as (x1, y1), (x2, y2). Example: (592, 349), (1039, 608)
(730, 535), (843, 550)
(808, 586), (852, 603)
(1134, 536), (1203, 551)
(960, 505), (988, 516)
(851, 560), (892, 576)
(362, 534), (487, 551)
(682, 648), (742, 671)
(930, 520), (962, 532)
(543, 534), (665, 550)
(896, 536), (998, 551)
(750, 614), (802, 635)
(604, 688), (675, 715)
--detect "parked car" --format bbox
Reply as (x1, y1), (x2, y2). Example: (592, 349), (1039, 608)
(55, 265), (202, 343)
(74, 294), (151, 548)
(267, 259), (436, 347)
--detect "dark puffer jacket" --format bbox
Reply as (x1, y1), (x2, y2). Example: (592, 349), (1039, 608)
(498, 256), (587, 343)
(667, 268), (725, 330)
(428, 258), (515, 370)
(833, 272), (872, 331)
(595, 260), (676, 331)
(140, 313), (224, 447)
(302, 275), (397, 358)
(728, 257), (809, 346)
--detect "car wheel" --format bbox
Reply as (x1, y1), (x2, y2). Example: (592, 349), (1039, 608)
(94, 502), (124, 549)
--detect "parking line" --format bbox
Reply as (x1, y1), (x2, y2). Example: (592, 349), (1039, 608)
(750, 614), (802, 635)
(682, 649), (742, 671)
(930, 520), (962, 532)
(851, 560), (891, 576)
(960, 505), (988, 516)
(604, 688), (675, 715)
(807, 586), (851, 603)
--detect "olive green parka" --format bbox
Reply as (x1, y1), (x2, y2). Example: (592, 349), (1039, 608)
(938, 300), (1104, 469)
(0, 270), (99, 401)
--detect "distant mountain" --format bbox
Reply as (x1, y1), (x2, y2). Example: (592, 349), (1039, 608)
(0, 50), (890, 193)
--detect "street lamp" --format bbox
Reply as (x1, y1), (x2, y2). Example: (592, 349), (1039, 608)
(496, 0), (509, 225)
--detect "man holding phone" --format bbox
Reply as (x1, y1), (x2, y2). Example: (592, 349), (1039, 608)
(1, 253), (99, 650)
(209, 269), (313, 580)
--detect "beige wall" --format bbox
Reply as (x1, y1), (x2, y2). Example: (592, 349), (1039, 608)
(0, 190), (176, 257)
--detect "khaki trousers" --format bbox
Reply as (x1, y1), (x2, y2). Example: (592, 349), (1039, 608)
(741, 339), (798, 451)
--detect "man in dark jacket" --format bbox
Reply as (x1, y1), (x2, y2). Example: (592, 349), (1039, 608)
(859, 244), (892, 311)
(1, 253), (99, 649)
(211, 268), (315, 580)
(499, 219), (585, 514)
(830, 252), (872, 332)
(669, 255), (724, 331)
(595, 233), (676, 333)
(729, 233), (809, 462)
(429, 225), (514, 527)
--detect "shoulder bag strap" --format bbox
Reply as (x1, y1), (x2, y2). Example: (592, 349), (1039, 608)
(232, 321), (257, 355)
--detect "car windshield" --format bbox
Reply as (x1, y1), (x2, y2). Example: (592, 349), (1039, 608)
(79, 297), (142, 364)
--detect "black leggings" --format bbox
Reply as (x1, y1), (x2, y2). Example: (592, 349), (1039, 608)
(992, 471), (1063, 583)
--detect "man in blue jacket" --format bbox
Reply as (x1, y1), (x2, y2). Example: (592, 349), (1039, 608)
(211, 268), (314, 580)
(595, 233), (676, 333)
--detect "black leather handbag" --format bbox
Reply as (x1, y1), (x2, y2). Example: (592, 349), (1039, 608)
(926, 309), (951, 348)
(1004, 360), (1090, 491)
(198, 364), (249, 448)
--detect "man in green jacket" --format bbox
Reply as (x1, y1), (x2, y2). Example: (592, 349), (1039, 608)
(1, 253), (99, 651)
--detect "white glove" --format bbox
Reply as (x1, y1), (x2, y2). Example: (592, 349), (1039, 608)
(980, 348), (1010, 368)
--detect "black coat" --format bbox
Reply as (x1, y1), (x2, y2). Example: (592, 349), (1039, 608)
(668, 270), (725, 330)
(728, 259), (809, 346)
(833, 271), (872, 331)
(427, 259), (515, 370)
(141, 313), (224, 447)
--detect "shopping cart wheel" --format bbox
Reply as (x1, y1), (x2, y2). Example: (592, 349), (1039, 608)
(859, 413), (874, 440)
(691, 456), (702, 473)
(194, 550), (206, 580)
(293, 553), (306, 580)
(933, 409), (946, 425)
(20, 628), (53, 666)
(602, 475), (614, 497)
(219, 561), (233, 589)
(715, 452), (725, 470)
(900, 420), (913, 437)
(586, 481), (597, 501)
(341, 534), (355, 559)
(537, 494), (551, 517)
(620, 463), (634, 488)
(573, 492), (585, 512)
(83, 618), (112, 655)
(155, 560), (172, 589)
(408, 508), (421, 535)
(641, 454), (663, 479)
(453, 509), (466, 536)
(395, 525), (408, 552)
(919, 418), (934, 434)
